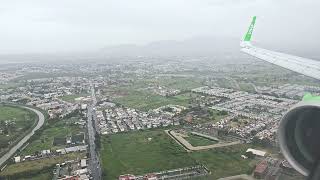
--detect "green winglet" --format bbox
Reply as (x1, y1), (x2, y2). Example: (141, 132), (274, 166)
(302, 93), (320, 102)
(244, 16), (257, 42)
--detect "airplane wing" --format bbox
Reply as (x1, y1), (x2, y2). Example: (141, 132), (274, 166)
(241, 16), (320, 80)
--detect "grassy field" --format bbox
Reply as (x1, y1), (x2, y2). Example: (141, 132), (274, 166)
(12, 72), (86, 81)
(0, 152), (85, 177)
(114, 91), (192, 111)
(103, 76), (203, 111)
(145, 77), (203, 91)
(189, 146), (255, 179)
(16, 172), (52, 180)
(190, 109), (228, 124)
(100, 129), (255, 180)
(20, 115), (84, 156)
(184, 134), (218, 147)
(100, 129), (196, 180)
(0, 105), (37, 152)
(59, 93), (90, 103)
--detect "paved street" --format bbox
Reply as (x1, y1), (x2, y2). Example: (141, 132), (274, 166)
(218, 174), (255, 180)
(87, 84), (102, 180)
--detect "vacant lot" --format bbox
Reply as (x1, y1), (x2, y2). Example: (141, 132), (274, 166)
(100, 129), (255, 180)
(100, 129), (196, 180)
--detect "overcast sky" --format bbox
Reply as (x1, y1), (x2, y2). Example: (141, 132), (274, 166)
(0, 0), (319, 54)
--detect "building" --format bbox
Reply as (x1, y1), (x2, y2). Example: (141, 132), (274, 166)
(254, 160), (268, 179)
(144, 174), (158, 180)
(119, 174), (136, 180)
(80, 159), (87, 168)
(14, 156), (21, 163)
(246, 148), (267, 157)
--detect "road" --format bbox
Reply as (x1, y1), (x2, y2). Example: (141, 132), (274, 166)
(87, 83), (102, 180)
(217, 174), (256, 180)
(166, 130), (241, 151)
(0, 106), (45, 167)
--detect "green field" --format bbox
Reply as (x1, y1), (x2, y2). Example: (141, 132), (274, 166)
(100, 129), (196, 179)
(20, 115), (84, 156)
(145, 77), (203, 91)
(189, 109), (228, 124)
(0, 105), (37, 153)
(103, 76), (203, 111)
(16, 172), (52, 180)
(114, 91), (192, 111)
(185, 134), (218, 147)
(189, 146), (254, 179)
(100, 129), (255, 180)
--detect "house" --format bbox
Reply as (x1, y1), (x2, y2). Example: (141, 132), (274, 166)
(254, 160), (268, 179)
(119, 174), (136, 180)
(80, 159), (87, 168)
(14, 156), (21, 163)
(246, 148), (267, 157)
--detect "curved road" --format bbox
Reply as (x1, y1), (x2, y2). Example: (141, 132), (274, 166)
(0, 106), (45, 167)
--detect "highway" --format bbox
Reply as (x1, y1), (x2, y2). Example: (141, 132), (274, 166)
(0, 106), (45, 168)
(87, 84), (102, 180)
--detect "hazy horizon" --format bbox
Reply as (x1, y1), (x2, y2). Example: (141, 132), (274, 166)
(0, 0), (319, 55)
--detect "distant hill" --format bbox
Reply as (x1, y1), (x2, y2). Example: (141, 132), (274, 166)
(0, 36), (319, 63)
(99, 36), (320, 60)
(99, 36), (242, 58)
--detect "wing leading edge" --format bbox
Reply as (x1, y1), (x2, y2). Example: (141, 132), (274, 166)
(241, 17), (320, 80)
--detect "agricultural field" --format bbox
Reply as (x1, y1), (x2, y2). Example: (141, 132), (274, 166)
(100, 129), (256, 180)
(0, 105), (37, 154)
